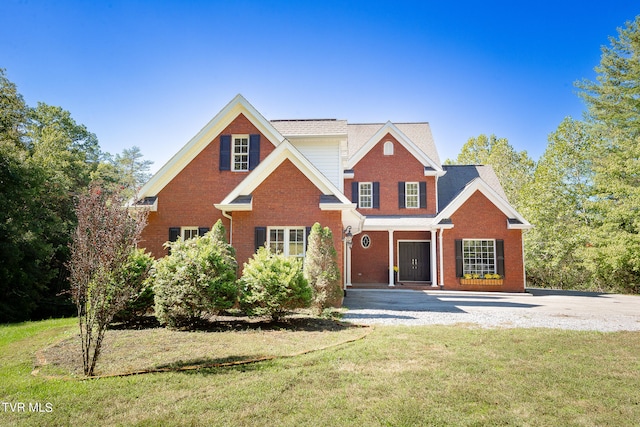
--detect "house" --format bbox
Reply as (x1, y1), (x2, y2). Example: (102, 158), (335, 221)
(134, 95), (532, 293)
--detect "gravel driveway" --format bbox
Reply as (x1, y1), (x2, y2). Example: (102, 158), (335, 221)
(342, 288), (640, 332)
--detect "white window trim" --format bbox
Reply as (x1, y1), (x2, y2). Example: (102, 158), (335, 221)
(405, 182), (419, 209)
(359, 182), (373, 209)
(383, 141), (394, 155)
(462, 238), (497, 276)
(181, 226), (199, 240)
(267, 226), (306, 258)
(232, 134), (250, 172)
(361, 234), (371, 249)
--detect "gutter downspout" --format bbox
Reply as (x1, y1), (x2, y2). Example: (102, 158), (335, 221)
(221, 211), (233, 245)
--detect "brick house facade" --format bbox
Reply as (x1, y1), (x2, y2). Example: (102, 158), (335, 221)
(134, 95), (532, 294)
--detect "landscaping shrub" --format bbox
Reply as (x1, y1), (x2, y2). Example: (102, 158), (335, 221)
(304, 222), (342, 313)
(113, 248), (155, 323)
(153, 220), (238, 328)
(239, 247), (312, 321)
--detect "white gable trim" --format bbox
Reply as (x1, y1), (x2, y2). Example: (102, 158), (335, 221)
(435, 178), (532, 228)
(346, 121), (443, 173)
(215, 139), (354, 211)
(138, 94), (286, 198)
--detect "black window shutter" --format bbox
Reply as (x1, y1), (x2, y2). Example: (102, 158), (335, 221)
(419, 182), (427, 208)
(351, 182), (359, 204)
(219, 135), (231, 171)
(455, 239), (463, 277)
(398, 182), (406, 209)
(169, 227), (181, 242)
(168, 227), (181, 255)
(305, 226), (312, 250)
(255, 227), (267, 252)
(496, 240), (505, 277)
(373, 182), (380, 209)
(198, 227), (210, 237)
(249, 134), (260, 170)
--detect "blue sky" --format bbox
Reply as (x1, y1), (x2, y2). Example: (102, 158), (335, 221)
(2, 1), (638, 173)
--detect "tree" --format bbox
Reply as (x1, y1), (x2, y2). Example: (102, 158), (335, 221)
(521, 117), (600, 289)
(113, 146), (153, 198)
(0, 69), (55, 322)
(153, 220), (238, 328)
(304, 223), (342, 313)
(447, 134), (535, 209)
(576, 16), (640, 293)
(239, 247), (312, 321)
(68, 185), (148, 376)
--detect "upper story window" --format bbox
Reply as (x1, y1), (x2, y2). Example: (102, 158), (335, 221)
(398, 181), (427, 209)
(219, 134), (260, 172)
(359, 182), (373, 209)
(405, 182), (419, 208)
(232, 135), (249, 171)
(268, 227), (306, 258)
(352, 181), (379, 209)
(383, 141), (394, 155)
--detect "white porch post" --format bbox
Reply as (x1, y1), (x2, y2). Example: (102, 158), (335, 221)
(388, 229), (395, 287)
(431, 229), (438, 287)
(438, 227), (445, 288)
(342, 242), (352, 290)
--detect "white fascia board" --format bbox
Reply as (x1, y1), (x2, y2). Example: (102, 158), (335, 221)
(434, 178), (531, 227)
(138, 94), (285, 198)
(342, 209), (365, 235)
(507, 220), (534, 230)
(218, 140), (352, 206)
(319, 202), (357, 211)
(346, 121), (443, 172)
(213, 202), (252, 211)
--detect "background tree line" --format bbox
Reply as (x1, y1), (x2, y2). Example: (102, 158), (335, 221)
(0, 69), (152, 322)
(448, 16), (640, 293)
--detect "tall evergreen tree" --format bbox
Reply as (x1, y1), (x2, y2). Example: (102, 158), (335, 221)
(576, 16), (640, 293)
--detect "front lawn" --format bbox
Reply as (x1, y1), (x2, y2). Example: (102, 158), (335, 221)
(1, 318), (639, 426)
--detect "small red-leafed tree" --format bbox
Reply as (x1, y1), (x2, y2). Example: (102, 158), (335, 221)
(68, 184), (148, 376)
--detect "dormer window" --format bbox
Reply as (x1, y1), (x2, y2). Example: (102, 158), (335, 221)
(383, 141), (394, 155)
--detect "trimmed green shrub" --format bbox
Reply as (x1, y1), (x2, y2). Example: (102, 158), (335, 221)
(239, 247), (312, 321)
(304, 223), (342, 313)
(113, 248), (155, 323)
(153, 220), (238, 328)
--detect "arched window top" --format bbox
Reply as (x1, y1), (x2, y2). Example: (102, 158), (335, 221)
(383, 141), (394, 156)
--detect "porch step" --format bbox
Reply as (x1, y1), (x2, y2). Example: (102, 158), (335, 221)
(350, 282), (439, 290)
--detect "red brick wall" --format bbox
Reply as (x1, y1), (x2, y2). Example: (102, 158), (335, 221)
(351, 230), (431, 283)
(231, 159), (343, 277)
(442, 191), (525, 292)
(345, 133), (437, 215)
(140, 113), (275, 258)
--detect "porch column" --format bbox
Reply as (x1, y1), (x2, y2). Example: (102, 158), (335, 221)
(438, 228), (445, 288)
(388, 229), (395, 287)
(344, 240), (352, 289)
(431, 229), (438, 287)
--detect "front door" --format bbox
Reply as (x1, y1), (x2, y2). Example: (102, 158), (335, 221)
(398, 241), (430, 282)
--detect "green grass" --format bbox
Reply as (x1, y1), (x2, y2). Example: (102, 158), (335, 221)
(2, 318), (640, 426)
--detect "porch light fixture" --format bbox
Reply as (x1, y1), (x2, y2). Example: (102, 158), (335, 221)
(343, 226), (353, 248)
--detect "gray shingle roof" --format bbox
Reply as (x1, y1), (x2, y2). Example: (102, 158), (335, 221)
(437, 165), (508, 211)
(271, 119), (348, 136)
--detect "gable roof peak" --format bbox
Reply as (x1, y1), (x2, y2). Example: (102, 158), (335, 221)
(136, 94), (285, 199)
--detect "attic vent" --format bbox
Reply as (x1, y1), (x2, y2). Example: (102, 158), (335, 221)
(383, 141), (394, 155)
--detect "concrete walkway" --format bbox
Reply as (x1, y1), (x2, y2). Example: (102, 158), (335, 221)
(342, 288), (640, 331)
